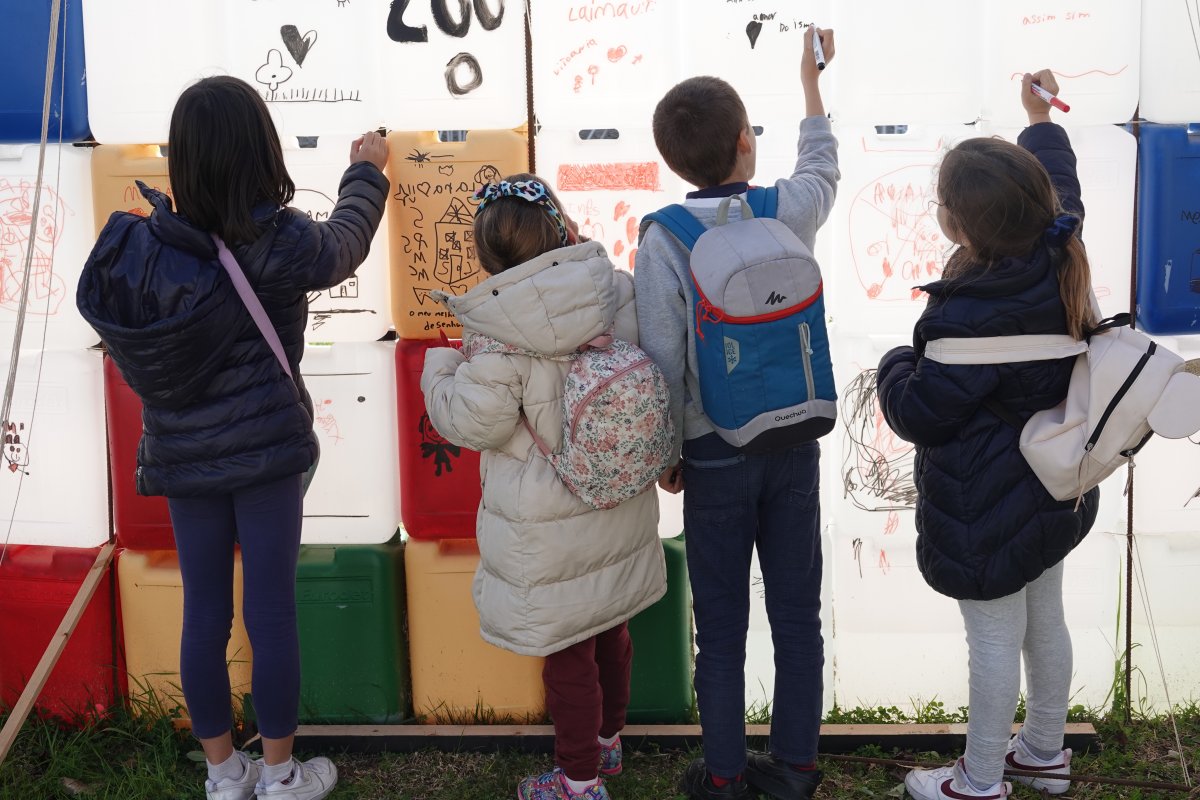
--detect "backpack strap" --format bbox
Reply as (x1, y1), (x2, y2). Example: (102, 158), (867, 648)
(640, 204), (708, 251)
(924, 334), (1087, 365)
(745, 186), (778, 219)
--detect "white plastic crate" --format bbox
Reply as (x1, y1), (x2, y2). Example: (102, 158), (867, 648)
(83, 0), (525, 143)
(536, 127), (683, 272)
(826, 123), (975, 334)
(1140, 1), (1200, 123)
(832, 1), (980, 125)
(286, 137), (392, 342)
(0, 145), (97, 350)
(0, 349), (108, 548)
(981, 0), (1140, 126)
(299, 341), (401, 544)
(531, 0), (681, 128)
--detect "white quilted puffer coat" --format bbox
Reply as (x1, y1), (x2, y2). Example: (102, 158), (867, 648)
(420, 241), (667, 657)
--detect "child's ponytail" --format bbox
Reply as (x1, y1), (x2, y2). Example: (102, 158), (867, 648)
(1058, 234), (1097, 340)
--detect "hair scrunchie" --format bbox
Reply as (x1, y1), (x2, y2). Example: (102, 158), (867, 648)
(1044, 214), (1080, 247)
(472, 179), (570, 247)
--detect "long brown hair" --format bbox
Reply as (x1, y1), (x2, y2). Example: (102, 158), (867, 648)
(168, 76), (295, 245)
(474, 173), (569, 275)
(937, 137), (1095, 339)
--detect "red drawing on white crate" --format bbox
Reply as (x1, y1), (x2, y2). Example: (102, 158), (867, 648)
(0, 179), (70, 318)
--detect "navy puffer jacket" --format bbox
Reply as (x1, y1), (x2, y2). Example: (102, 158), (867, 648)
(78, 161), (389, 497)
(876, 123), (1098, 602)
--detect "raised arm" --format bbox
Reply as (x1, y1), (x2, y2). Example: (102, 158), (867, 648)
(1017, 70), (1082, 220)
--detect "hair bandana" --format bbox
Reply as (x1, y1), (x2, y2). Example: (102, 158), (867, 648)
(473, 179), (571, 247)
(1044, 214), (1080, 247)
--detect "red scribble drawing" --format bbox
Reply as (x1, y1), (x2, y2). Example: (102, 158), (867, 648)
(632, 54), (643, 64)
(625, 216), (638, 244)
(878, 549), (891, 575)
(1007, 66), (1128, 81)
(314, 399), (343, 445)
(0, 178), (71, 317)
(607, 45), (627, 62)
(557, 162), (661, 192)
(849, 165), (944, 302)
(841, 369), (916, 512)
(613, 240), (625, 258)
(627, 247), (637, 271)
(552, 39), (597, 76)
(613, 201), (631, 221)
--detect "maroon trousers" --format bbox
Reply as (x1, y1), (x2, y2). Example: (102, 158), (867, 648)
(542, 622), (633, 781)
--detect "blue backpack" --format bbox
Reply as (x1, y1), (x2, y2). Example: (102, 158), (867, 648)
(642, 187), (837, 452)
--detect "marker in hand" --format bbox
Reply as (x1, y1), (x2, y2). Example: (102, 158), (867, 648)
(1030, 82), (1070, 113)
(811, 25), (826, 70)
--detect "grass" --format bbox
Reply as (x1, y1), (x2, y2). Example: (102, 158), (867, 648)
(2, 702), (1199, 799)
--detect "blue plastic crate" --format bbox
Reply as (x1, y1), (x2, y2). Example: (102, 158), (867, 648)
(1136, 124), (1200, 334)
(0, 0), (89, 143)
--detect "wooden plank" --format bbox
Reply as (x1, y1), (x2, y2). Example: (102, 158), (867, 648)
(0, 541), (116, 765)
(293, 722), (1098, 756)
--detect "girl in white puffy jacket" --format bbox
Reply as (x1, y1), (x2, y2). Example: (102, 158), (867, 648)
(420, 174), (667, 800)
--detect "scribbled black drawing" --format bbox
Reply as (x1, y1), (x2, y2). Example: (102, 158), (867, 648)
(445, 52), (483, 96)
(255, 49), (293, 92)
(473, 164), (501, 186)
(3, 421), (29, 475)
(746, 18), (763, 49)
(419, 412), (460, 476)
(840, 369), (917, 512)
(388, 0), (429, 43)
(852, 537), (863, 578)
(405, 148), (454, 168)
(474, 0), (505, 31)
(308, 309), (378, 331)
(281, 25), (318, 67)
(433, 0), (471, 37)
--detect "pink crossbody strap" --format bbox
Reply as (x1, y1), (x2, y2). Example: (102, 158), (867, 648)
(211, 234), (294, 382)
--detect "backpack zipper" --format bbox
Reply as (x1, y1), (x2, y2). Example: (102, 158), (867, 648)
(569, 357), (651, 443)
(799, 323), (816, 401)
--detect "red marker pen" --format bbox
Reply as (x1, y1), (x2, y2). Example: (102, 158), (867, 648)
(1030, 82), (1070, 113)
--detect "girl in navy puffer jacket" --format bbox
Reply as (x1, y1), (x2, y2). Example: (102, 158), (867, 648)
(877, 72), (1098, 800)
(78, 77), (388, 800)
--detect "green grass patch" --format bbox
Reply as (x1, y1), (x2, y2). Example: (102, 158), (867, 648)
(1, 705), (1197, 799)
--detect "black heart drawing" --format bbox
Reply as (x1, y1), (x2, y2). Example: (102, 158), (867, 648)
(281, 25), (318, 67)
(746, 19), (763, 49)
(437, 164), (455, 176)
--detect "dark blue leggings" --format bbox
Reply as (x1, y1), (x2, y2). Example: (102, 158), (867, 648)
(167, 474), (303, 740)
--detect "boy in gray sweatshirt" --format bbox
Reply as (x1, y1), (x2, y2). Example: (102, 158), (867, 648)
(634, 26), (839, 800)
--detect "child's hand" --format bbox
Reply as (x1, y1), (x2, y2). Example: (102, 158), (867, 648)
(351, 131), (389, 172)
(1021, 70), (1058, 123)
(801, 25), (834, 85)
(657, 464), (683, 494)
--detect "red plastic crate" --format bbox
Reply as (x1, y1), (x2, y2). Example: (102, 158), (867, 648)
(395, 338), (481, 539)
(0, 544), (125, 721)
(104, 357), (173, 550)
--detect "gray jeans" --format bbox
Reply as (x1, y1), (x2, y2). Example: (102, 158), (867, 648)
(957, 561), (1071, 788)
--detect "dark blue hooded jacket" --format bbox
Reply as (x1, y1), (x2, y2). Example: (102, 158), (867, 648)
(77, 161), (389, 497)
(876, 123), (1098, 602)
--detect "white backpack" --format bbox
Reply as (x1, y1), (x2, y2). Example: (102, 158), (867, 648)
(925, 313), (1200, 502)
(464, 332), (674, 510)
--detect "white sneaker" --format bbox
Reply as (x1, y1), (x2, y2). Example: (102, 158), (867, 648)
(255, 757), (338, 800)
(205, 751), (260, 800)
(1005, 734), (1072, 795)
(905, 758), (1011, 800)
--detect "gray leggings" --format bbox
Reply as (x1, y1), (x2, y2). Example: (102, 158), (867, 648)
(957, 561), (1071, 788)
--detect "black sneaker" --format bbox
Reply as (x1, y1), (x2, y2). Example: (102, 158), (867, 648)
(678, 758), (757, 799)
(744, 751), (822, 799)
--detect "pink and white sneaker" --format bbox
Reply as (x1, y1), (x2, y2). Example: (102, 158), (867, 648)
(1005, 734), (1072, 795)
(904, 758), (1010, 800)
(599, 736), (622, 777)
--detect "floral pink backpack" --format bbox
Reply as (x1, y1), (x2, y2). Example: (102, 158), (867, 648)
(464, 332), (674, 510)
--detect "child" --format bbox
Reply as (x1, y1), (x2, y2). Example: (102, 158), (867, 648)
(876, 71), (1099, 800)
(420, 174), (668, 800)
(77, 76), (389, 800)
(634, 26), (837, 800)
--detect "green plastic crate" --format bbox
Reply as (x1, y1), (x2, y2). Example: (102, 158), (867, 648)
(295, 540), (411, 724)
(627, 534), (694, 724)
